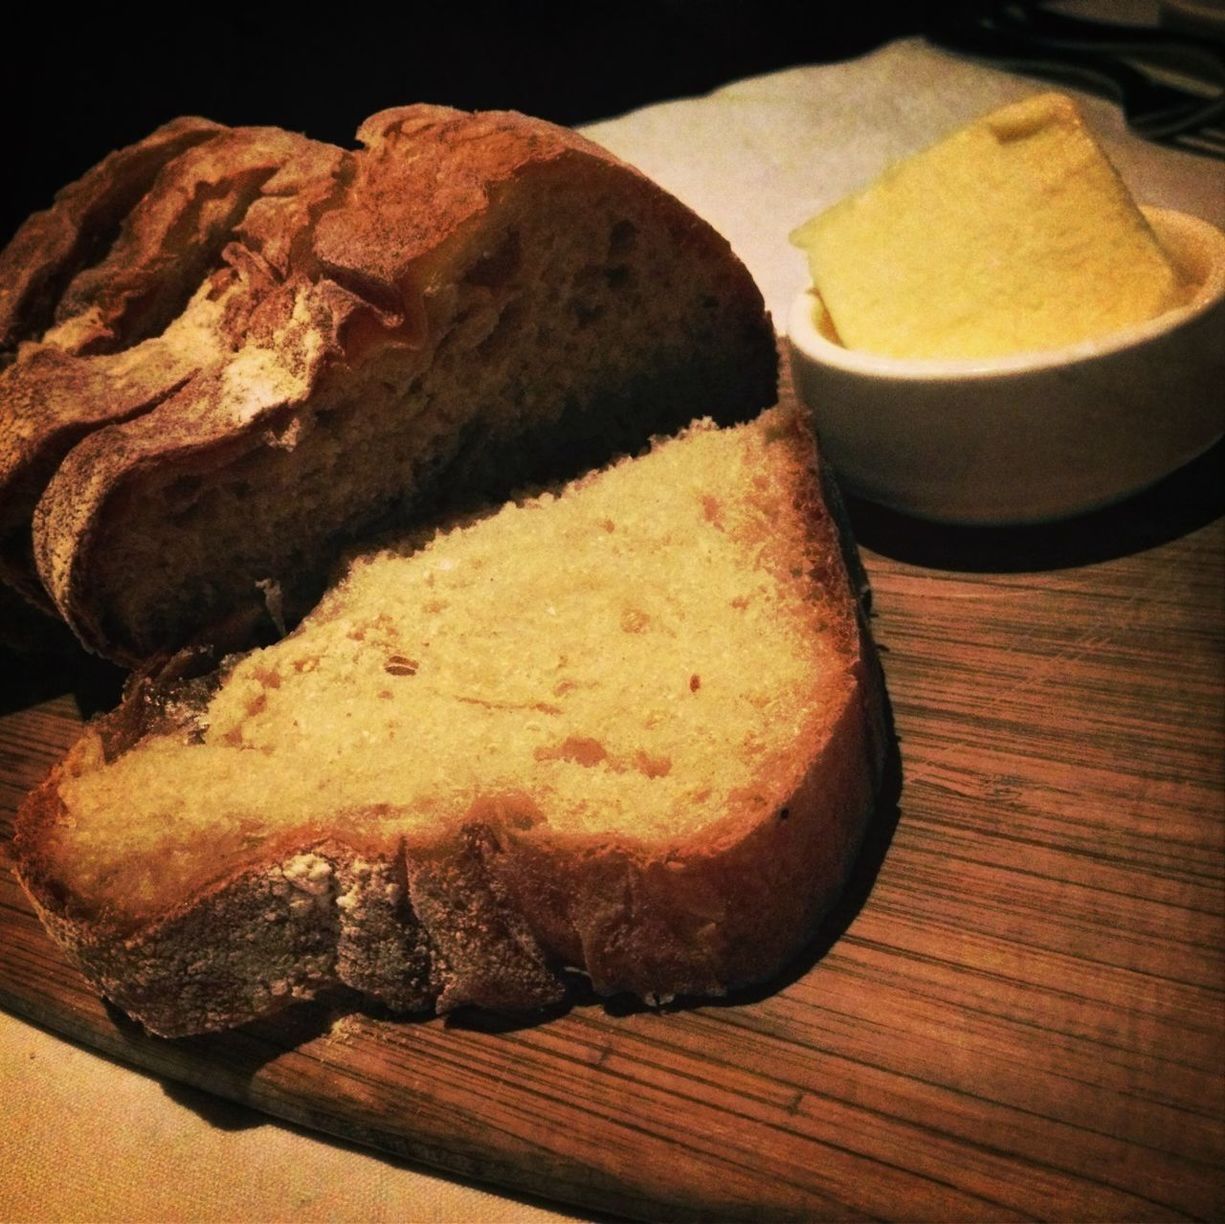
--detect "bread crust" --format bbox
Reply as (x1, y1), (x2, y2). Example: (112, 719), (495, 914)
(1, 106), (776, 662)
(0, 123), (347, 615)
(0, 117), (224, 352)
(13, 419), (886, 1038)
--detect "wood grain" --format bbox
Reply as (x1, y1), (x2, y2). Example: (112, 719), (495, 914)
(1, 429), (1222, 1221)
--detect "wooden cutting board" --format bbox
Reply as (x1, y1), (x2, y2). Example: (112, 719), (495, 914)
(2, 434), (1222, 1221)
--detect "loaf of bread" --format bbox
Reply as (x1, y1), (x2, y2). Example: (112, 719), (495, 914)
(14, 406), (885, 1037)
(0, 106), (776, 662)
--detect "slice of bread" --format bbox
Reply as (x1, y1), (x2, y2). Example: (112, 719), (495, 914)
(0, 105), (776, 663)
(14, 406), (885, 1037)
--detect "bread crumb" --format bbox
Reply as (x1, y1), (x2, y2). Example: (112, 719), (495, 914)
(384, 655), (419, 676)
(620, 607), (650, 633)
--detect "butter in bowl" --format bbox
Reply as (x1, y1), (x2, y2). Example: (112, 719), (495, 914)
(786, 93), (1225, 526)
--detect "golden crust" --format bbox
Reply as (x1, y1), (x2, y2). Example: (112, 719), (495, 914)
(29, 280), (344, 654)
(0, 117), (224, 352)
(0, 124), (348, 621)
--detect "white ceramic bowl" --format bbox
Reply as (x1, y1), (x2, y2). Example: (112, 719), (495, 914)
(787, 207), (1225, 524)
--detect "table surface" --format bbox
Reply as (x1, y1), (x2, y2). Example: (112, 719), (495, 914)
(3, 38), (1223, 1224)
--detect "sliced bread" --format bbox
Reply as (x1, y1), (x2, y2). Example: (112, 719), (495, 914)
(14, 406), (885, 1037)
(0, 105), (777, 662)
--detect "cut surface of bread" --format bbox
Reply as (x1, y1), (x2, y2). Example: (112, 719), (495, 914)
(15, 407), (884, 1037)
(0, 105), (776, 662)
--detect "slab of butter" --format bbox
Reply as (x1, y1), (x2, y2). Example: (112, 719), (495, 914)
(790, 93), (1188, 360)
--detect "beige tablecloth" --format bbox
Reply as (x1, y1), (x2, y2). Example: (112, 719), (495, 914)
(3, 35), (1220, 1224)
(0, 1010), (575, 1224)
(582, 36), (1225, 328)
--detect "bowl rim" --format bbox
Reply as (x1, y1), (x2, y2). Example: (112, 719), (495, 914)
(788, 206), (1225, 383)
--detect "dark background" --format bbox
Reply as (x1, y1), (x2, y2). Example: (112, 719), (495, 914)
(3, 2), (922, 247)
